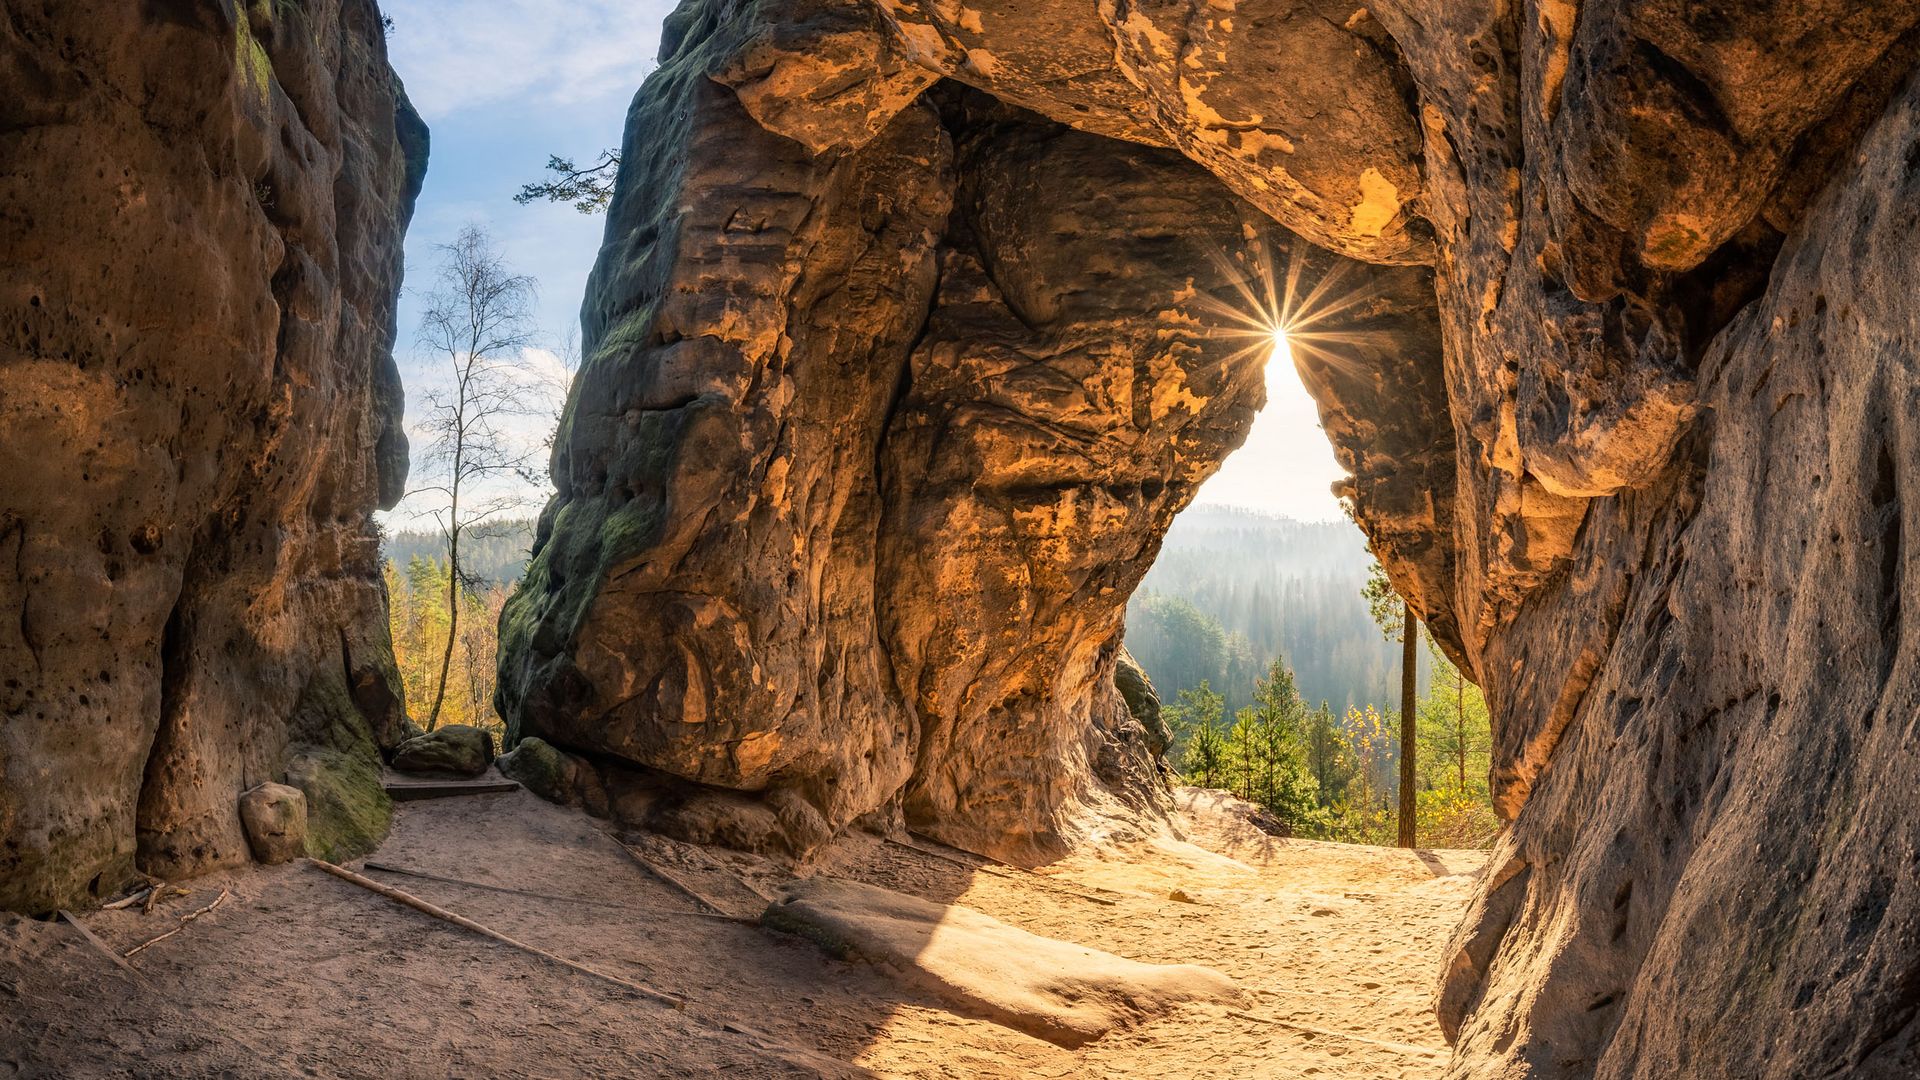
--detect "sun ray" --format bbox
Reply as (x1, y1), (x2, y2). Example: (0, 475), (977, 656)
(1188, 231), (1383, 379)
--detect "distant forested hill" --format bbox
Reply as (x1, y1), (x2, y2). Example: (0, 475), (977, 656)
(382, 508), (1422, 721)
(1124, 505), (1427, 717)
(382, 519), (536, 585)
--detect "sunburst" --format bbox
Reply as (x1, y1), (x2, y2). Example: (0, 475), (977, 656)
(1183, 235), (1386, 382)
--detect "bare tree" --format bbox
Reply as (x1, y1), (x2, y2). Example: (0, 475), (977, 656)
(412, 225), (538, 730)
(539, 328), (582, 455)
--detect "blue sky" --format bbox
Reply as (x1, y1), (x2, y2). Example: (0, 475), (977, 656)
(378, 0), (1349, 525)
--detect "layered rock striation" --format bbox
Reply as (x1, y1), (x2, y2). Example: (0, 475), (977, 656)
(502, 0), (1920, 1075)
(0, 0), (424, 912)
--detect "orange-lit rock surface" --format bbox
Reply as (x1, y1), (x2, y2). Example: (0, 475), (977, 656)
(500, 2), (1920, 1075)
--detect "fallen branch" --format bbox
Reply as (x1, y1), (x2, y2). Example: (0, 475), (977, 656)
(907, 832), (1127, 892)
(307, 858), (685, 1007)
(58, 910), (143, 981)
(682, 909), (760, 924)
(604, 834), (740, 917)
(362, 862), (754, 925)
(101, 886), (152, 911)
(728, 873), (777, 905)
(143, 884), (189, 915)
(124, 889), (228, 959)
(1255, 986), (1429, 1007)
(891, 836), (1118, 907)
(1228, 1010), (1445, 1058)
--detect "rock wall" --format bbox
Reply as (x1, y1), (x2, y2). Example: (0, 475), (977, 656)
(0, 0), (423, 912)
(502, 0), (1920, 1074)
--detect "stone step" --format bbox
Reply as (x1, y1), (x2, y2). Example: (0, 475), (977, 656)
(382, 773), (521, 801)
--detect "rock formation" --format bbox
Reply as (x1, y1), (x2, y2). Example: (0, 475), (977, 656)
(0, 0), (424, 912)
(495, 12), (1430, 863)
(500, 0), (1920, 1075)
(390, 724), (496, 779)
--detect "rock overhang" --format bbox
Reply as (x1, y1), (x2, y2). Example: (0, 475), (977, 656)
(500, 1), (1920, 1075)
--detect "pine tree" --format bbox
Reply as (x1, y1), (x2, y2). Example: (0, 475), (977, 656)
(1243, 659), (1321, 827)
(1171, 682), (1229, 788)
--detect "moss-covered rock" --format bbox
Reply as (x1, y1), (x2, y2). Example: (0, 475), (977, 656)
(496, 737), (607, 816)
(287, 749), (390, 863)
(1113, 648), (1169, 759)
(286, 670), (392, 862)
(391, 725), (495, 778)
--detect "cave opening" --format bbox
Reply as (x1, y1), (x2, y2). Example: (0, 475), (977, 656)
(1121, 264), (1444, 841)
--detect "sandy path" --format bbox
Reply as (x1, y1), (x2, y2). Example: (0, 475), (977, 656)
(0, 788), (1482, 1078)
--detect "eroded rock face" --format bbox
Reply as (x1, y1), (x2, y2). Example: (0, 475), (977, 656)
(496, 0), (1427, 862)
(0, 0), (423, 912)
(1432, 54), (1920, 1079)
(503, 0), (1920, 1074)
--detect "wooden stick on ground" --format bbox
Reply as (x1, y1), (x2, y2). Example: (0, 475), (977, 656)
(1255, 986), (1430, 1007)
(603, 834), (743, 918)
(58, 910), (143, 981)
(889, 836), (1119, 907)
(905, 831), (1128, 892)
(140, 879), (192, 916)
(100, 886), (153, 911)
(124, 889), (229, 960)
(363, 862), (755, 925)
(307, 858), (685, 1008)
(1228, 1010), (1446, 1058)
(726, 873), (777, 905)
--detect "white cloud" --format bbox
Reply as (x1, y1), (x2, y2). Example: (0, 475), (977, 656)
(384, 0), (673, 118)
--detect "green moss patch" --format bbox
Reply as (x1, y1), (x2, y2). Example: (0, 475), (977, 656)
(286, 669), (392, 862)
(234, 17), (273, 108)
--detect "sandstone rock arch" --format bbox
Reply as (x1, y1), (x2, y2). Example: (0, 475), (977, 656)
(492, 9), (1455, 864)
(4, 0), (1919, 1075)
(497, 1), (1920, 1075)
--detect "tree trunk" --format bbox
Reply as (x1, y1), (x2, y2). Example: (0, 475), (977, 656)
(1397, 607), (1418, 848)
(1457, 674), (1467, 790)
(427, 522), (459, 731)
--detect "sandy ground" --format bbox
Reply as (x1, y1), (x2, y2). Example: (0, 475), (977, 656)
(0, 787), (1484, 1079)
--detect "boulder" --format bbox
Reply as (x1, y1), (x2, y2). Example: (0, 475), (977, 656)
(237, 784), (307, 866)
(762, 876), (1241, 1047)
(495, 737), (608, 817)
(390, 726), (496, 779)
